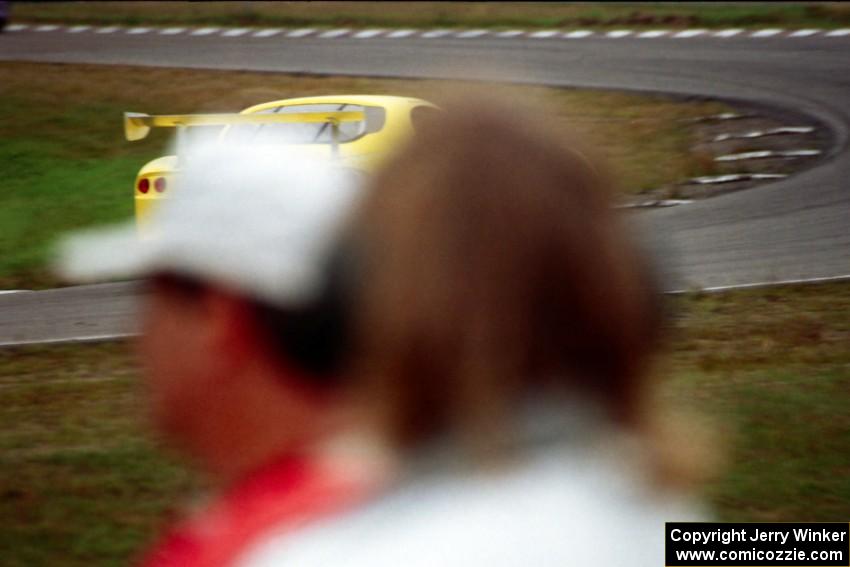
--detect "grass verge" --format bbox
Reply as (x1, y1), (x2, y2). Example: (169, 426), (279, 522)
(1, 282), (848, 565)
(10, 2), (850, 30)
(0, 343), (195, 567)
(663, 282), (850, 521)
(0, 61), (726, 289)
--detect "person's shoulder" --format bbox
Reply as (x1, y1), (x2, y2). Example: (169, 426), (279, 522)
(235, 447), (705, 567)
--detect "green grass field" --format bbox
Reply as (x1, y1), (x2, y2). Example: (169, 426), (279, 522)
(665, 284), (850, 521)
(1, 282), (848, 565)
(10, 2), (850, 30)
(0, 61), (726, 289)
(0, 341), (194, 566)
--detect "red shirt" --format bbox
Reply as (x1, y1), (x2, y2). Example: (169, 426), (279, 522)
(139, 454), (370, 567)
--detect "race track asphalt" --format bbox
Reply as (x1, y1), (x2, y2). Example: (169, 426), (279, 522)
(0, 29), (848, 344)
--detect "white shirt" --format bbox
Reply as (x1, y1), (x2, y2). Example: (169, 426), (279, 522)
(236, 406), (705, 567)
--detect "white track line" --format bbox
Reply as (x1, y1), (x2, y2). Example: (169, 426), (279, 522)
(529, 30), (559, 39)
(712, 126), (814, 142)
(9, 23), (849, 42)
(620, 199), (693, 209)
(353, 29), (385, 39)
(690, 173), (787, 184)
(715, 150), (774, 161)
(564, 30), (594, 39)
(11, 274), (848, 348)
(673, 29), (707, 38)
(420, 29), (451, 38)
(751, 28), (783, 38)
(3, 267), (847, 350)
(455, 29), (488, 38)
(318, 28), (351, 38)
(715, 149), (821, 162)
(253, 28), (282, 38)
(385, 29), (415, 38)
(669, 274), (850, 295)
(789, 29), (819, 37)
(692, 112), (751, 122)
(0, 333), (138, 348)
(713, 28), (743, 37)
(221, 28), (251, 37)
(286, 28), (316, 38)
(0, 290), (30, 295)
(191, 27), (220, 36)
(638, 30), (668, 38)
(782, 149), (822, 157)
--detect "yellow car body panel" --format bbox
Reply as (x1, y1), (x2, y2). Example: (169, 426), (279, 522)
(131, 95), (435, 227)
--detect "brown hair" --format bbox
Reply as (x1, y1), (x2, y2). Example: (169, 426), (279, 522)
(349, 98), (663, 456)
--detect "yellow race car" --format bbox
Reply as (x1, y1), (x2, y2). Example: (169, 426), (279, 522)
(125, 95), (438, 229)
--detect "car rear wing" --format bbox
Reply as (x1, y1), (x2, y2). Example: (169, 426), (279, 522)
(123, 110), (367, 155)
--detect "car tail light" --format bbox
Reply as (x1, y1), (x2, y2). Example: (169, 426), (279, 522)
(138, 178), (150, 194)
(154, 177), (167, 193)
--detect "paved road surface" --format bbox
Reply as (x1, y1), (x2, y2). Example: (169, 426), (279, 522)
(1, 28), (848, 344)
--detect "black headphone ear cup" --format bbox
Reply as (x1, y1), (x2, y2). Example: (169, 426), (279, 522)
(255, 240), (357, 384)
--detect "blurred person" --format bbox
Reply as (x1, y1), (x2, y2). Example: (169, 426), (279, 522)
(57, 145), (389, 567)
(58, 97), (706, 567)
(234, 98), (708, 566)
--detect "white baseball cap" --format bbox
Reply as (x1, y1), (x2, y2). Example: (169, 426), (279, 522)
(56, 142), (362, 308)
